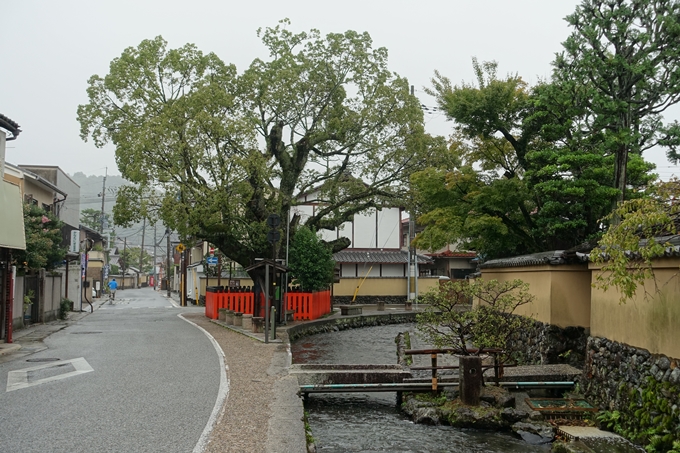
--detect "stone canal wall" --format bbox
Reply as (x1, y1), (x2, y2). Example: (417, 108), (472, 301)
(581, 336), (680, 449)
(509, 319), (588, 368)
(286, 311), (417, 342)
(333, 295), (407, 305)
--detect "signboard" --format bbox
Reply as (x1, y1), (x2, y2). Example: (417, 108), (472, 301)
(206, 256), (218, 266)
(70, 230), (80, 253)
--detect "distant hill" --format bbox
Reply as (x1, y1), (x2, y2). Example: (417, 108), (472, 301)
(69, 172), (166, 250)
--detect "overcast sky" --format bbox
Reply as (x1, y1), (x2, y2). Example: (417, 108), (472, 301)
(2, 0), (677, 180)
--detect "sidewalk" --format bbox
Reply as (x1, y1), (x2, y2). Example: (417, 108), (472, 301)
(0, 301), (103, 359)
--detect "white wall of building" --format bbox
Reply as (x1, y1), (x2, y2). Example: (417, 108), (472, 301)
(381, 264), (404, 277)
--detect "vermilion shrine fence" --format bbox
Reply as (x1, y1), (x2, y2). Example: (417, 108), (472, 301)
(205, 289), (331, 321)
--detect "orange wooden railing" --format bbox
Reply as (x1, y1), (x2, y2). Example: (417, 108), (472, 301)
(286, 290), (331, 321)
(206, 289), (331, 321)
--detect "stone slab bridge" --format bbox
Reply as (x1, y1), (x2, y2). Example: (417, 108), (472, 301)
(292, 362), (582, 399)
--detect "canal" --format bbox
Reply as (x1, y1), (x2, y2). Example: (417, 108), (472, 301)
(291, 323), (551, 452)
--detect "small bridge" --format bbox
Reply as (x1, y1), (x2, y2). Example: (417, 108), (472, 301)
(293, 350), (582, 397)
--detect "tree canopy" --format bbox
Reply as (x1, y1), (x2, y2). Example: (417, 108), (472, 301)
(287, 226), (335, 291)
(78, 20), (442, 272)
(80, 208), (110, 232)
(15, 203), (66, 273)
(555, 0), (680, 204)
(415, 0), (680, 259)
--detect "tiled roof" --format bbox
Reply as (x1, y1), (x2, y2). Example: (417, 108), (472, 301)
(0, 113), (21, 139)
(333, 250), (433, 265)
(480, 251), (577, 269)
(481, 236), (680, 269)
(426, 250), (477, 258)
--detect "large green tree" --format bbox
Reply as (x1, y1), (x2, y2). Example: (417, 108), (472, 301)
(417, 57), (656, 259)
(555, 0), (680, 204)
(78, 21), (441, 274)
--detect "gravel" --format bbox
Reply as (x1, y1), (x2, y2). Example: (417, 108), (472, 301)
(184, 314), (306, 453)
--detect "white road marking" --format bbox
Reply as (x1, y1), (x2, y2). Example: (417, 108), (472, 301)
(6, 357), (94, 392)
(178, 313), (230, 453)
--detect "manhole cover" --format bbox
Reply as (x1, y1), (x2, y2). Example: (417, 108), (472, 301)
(26, 358), (61, 362)
(71, 332), (102, 334)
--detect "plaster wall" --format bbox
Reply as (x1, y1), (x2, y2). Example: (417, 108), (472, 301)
(376, 208), (401, 249)
(480, 266), (553, 324)
(353, 212), (377, 248)
(589, 257), (680, 358)
(340, 263), (356, 277)
(550, 268), (591, 328)
(23, 179), (53, 207)
(480, 265), (591, 328)
(381, 264), (403, 277)
(333, 276), (440, 297)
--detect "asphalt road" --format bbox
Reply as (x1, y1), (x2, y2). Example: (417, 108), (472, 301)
(0, 287), (222, 453)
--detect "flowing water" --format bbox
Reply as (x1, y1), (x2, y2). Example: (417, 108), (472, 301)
(292, 323), (551, 452)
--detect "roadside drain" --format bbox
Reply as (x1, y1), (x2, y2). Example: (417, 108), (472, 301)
(26, 358), (61, 362)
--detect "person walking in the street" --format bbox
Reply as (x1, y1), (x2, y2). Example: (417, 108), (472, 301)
(108, 278), (118, 300)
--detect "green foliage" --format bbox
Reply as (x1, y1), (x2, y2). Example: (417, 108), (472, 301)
(59, 298), (73, 320)
(416, 279), (535, 363)
(80, 208), (110, 232)
(555, 0), (680, 202)
(78, 22), (443, 271)
(23, 289), (35, 310)
(597, 377), (680, 452)
(592, 178), (680, 303)
(119, 246), (153, 274)
(303, 411), (315, 446)
(15, 203), (67, 272)
(288, 226), (335, 292)
(417, 55), (657, 259)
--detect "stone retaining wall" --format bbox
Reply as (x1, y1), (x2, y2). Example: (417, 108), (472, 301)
(508, 318), (588, 368)
(286, 312), (417, 342)
(580, 336), (680, 450)
(582, 336), (680, 409)
(333, 295), (407, 305)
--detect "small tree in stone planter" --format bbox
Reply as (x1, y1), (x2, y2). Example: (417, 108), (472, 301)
(416, 278), (535, 405)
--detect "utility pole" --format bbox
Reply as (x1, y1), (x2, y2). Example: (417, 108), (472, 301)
(408, 85), (419, 307)
(99, 168), (107, 233)
(166, 229), (171, 298)
(153, 224), (157, 289)
(138, 217), (146, 287)
(122, 237), (127, 291)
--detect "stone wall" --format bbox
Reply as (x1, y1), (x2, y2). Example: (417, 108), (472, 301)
(507, 318), (588, 368)
(581, 336), (680, 450)
(286, 312), (417, 342)
(333, 295), (407, 305)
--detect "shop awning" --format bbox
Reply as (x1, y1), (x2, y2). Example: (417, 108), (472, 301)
(0, 180), (26, 250)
